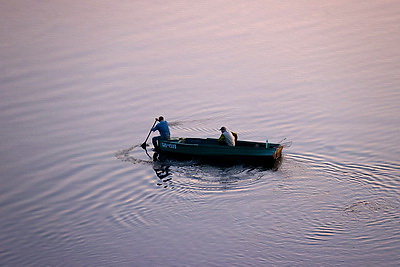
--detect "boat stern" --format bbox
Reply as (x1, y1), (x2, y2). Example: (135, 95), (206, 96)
(273, 145), (283, 159)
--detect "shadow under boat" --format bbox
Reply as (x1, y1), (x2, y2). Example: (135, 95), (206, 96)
(152, 151), (283, 171)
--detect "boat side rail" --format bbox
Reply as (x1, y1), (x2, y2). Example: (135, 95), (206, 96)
(165, 137), (280, 149)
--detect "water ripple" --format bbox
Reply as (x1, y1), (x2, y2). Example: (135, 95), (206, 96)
(113, 144), (282, 227)
(116, 144), (276, 192)
(290, 152), (400, 194)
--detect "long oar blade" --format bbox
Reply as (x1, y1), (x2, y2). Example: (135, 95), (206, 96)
(141, 120), (157, 150)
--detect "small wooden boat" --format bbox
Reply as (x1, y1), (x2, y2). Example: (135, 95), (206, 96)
(154, 137), (284, 167)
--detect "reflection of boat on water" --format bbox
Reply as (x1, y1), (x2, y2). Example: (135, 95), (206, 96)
(153, 137), (285, 168)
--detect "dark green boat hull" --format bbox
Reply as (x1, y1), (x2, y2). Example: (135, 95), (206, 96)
(155, 138), (283, 167)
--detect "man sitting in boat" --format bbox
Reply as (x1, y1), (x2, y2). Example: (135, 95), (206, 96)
(152, 116), (171, 149)
(218, 126), (237, 146)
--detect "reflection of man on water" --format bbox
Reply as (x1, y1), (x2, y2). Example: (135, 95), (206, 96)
(154, 164), (171, 180)
(151, 116), (171, 149)
(153, 161), (172, 189)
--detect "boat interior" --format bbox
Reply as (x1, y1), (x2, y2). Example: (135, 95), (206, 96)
(169, 137), (279, 148)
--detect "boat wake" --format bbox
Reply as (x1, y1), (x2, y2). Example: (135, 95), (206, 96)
(115, 144), (153, 165)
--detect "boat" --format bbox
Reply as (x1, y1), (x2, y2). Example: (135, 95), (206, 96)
(153, 137), (284, 167)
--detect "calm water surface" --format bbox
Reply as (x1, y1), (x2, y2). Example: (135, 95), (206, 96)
(1, 1), (399, 266)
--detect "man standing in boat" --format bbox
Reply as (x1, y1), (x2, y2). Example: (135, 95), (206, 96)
(218, 126), (237, 146)
(152, 116), (171, 149)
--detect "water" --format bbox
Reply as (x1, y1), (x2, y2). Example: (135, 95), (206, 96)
(1, 0), (399, 266)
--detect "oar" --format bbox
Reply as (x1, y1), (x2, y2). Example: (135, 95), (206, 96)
(141, 120), (157, 150)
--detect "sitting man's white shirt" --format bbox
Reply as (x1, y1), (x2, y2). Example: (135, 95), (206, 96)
(222, 130), (235, 146)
